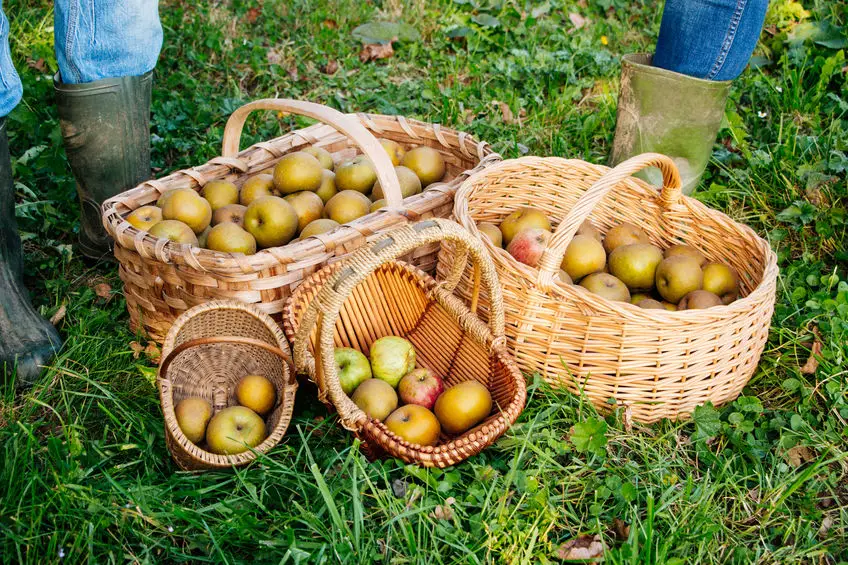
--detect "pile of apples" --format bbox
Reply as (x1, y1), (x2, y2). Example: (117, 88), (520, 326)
(125, 140), (447, 255)
(336, 336), (493, 446)
(479, 208), (740, 310)
(174, 374), (276, 455)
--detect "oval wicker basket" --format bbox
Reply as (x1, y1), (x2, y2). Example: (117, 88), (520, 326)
(437, 153), (778, 423)
(282, 219), (526, 468)
(158, 300), (297, 470)
(102, 99), (501, 342)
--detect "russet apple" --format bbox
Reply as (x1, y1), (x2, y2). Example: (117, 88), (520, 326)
(148, 220), (199, 246)
(303, 146), (335, 171)
(205, 222), (257, 254)
(577, 220), (602, 242)
(665, 244), (706, 267)
(273, 151), (324, 194)
(608, 243), (664, 291)
(401, 146), (446, 187)
(579, 273), (631, 302)
(243, 196), (299, 248)
(236, 374), (276, 416)
(205, 406), (266, 455)
(335, 347), (372, 395)
(240, 174), (277, 205)
(433, 380), (492, 435)
(506, 228), (550, 267)
(369, 336), (416, 388)
(174, 397), (212, 444)
(380, 138), (406, 166)
(324, 190), (371, 224)
(702, 262), (739, 304)
(637, 298), (666, 310)
(315, 169), (337, 204)
(678, 289), (723, 310)
(478, 222), (503, 248)
(385, 405), (441, 446)
(126, 205), (162, 231)
(603, 222), (650, 254)
(499, 207), (551, 247)
(211, 203), (247, 227)
(398, 368), (444, 411)
(201, 180), (239, 211)
(335, 156), (377, 194)
(284, 191), (324, 232)
(561, 234), (606, 281)
(351, 378), (398, 421)
(300, 218), (340, 238)
(372, 165), (422, 200)
(160, 188), (212, 233)
(655, 256), (703, 303)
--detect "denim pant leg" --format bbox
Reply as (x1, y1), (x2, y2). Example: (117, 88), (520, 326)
(654, 0), (769, 81)
(54, 0), (163, 84)
(0, 2), (23, 118)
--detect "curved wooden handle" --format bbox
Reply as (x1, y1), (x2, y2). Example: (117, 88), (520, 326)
(159, 336), (295, 382)
(536, 153), (682, 285)
(221, 98), (405, 210)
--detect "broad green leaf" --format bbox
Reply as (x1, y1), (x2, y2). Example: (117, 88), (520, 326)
(352, 22), (421, 44)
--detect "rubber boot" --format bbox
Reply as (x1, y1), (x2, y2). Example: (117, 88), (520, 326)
(609, 54), (731, 195)
(54, 71), (153, 259)
(0, 118), (63, 387)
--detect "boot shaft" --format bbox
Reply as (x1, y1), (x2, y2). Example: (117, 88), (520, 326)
(0, 117), (24, 280)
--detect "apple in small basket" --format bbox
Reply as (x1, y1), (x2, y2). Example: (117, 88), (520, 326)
(335, 347), (372, 395)
(369, 336), (416, 388)
(385, 405), (441, 446)
(398, 368), (444, 411)
(205, 406), (266, 455)
(506, 228), (550, 267)
(351, 378), (398, 422)
(434, 380), (492, 435)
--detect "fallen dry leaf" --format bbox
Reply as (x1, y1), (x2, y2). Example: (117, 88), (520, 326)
(785, 445), (815, 468)
(94, 283), (112, 300)
(322, 60), (339, 75)
(800, 337), (822, 374)
(568, 12), (588, 30)
(556, 534), (604, 561)
(49, 303), (67, 326)
(129, 342), (145, 359)
(266, 48), (283, 65)
(818, 515), (834, 537)
(492, 100), (522, 125)
(612, 518), (630, 540)
(26, 57), (47, 72)
(432, 497), (455, 521)
(144, 342), (161, 364)
(359, 40), (395, 62)
(322, 18), (338, 29)
(287, 66), (299, 81)
(244, 6), (262, 24)
(623, 405), (633, 433)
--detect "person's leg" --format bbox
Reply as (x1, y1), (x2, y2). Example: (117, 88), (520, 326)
(610, 0), (768, 193)
(54, 0), (162, 258)
(0, 3), (22, 117)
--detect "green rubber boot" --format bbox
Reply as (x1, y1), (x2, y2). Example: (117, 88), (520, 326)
(609, 54), (731, 195)
(54, 71), (153, 259)
(0, 118), (63, 387)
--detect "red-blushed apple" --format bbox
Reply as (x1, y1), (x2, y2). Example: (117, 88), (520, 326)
(397, 368), (445, 410)
(384, 405), (441, 446)
(506, 228), (551, 267)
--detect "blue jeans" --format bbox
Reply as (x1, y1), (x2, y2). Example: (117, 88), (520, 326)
(0, 0), (162, 117)
(654, 0), (769, 81)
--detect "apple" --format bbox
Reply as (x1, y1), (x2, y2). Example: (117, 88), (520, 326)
(351, 378), (398, 421)
(201, 180), (239, 211)
(380, 138), (406, 166)
(335, 347), (372, 395)
(370, 199), (387, 213)
(126, 205), (162, 231)
(579, 272), (631, 302)
(655, 256), (703, 303)
(664, 244), (706, 267)
(284, 190), (324, 232)
(273, 151), (324, 194)
(315, 169), (337, 204)
(160, 187), (212, 233)
(478, 222), (503, 248)
(205, 406), (266, 455)
(499, 207), (551, 246)
(240, 174), (277, 205)
(211, 203), (247, 227)
(603, 222), (650, 254)
(678, 289), (723, 310)
(384, 405), (441, 446)
(335, 156), (377, 194)
(205, 222), (257, 254)
(174, 397), (212, 444)
(558, 269), (573, 284)
(401, 146), (446, 187)
(369, 336), (416, 388)
(608, 243), (664, 291)
(148, 220), (199, 246)
(702, 262), (739, 304)
(236, 374), (276, 416)
(372, 165), (422, 200)
(637, 298), (666, 309)
(300, 218), (340, 238)
(303, 146), (335, 171)
(577, 220), (603, 242)
(243, 195), (299, 248)
(506, 228), (550, 267)
(561, 234), (606, 281)
(397, 368), (444, 410)
(197, 226), (211, 248)
(156, 189), (176, 208)
(324, 190), (371, 224)
(433, 380), (492, 435)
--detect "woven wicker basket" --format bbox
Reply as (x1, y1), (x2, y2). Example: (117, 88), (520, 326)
(158, 300), (297, 470)
(102, 99), (500, 342)
(437, 153), (778, 423)
(282, 219), (526, 468)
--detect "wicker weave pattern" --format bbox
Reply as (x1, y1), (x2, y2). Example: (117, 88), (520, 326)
(283, 219), (526, 467)
(438, 153), (778, 423)
(158, 300), (297, 470)
(102, 99), (501, 342)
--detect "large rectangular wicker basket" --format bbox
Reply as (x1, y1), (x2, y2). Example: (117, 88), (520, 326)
(437, 153), (778, 423)
(102, 99), (500, 342)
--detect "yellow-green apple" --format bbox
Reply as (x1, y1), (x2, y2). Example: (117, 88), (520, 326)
(148, 220), (199, 246)
(201, 180), (239, 211)
(324, 190), (371, 224)
(372, 165), (422, 200)
(212, 203), (247, 227)
(701, 262), (739, 304)
(205, 406), (266, 455)
(561, 234), (606, 281)
(303, 146), (335, 171)
(664, 244), (706, 267)
(577, 220), (602, 242)
(369, 336), (416, 388)
(433, 380), (492, 435)
(397, 368), (444, 410)
(335, 156), (377, 193)
(126, 205), (162, 231)
(380, 138), (406, 165)
(243, 196), (299, 248)
(370, 199), (386, 213)
(205, 222), (257, 255)
(655, 256), (703, 303)
(506, 228), (550, 267)
(401, 146), (446, 187)
(197, 226), (211, 248)
(351, 378), (398, 421)
(160, 187), (212, 233)
(335, 347), (372, 395)
(579, 273), (631, 302)
(273, 151), (324, 194)
(300, 218), (340, 238)
(240, 174), (277, 205)
(478, 222), (503, 248)
(558, 269), (573, 284)
(499, 207), (551, 246)
(174, 397), (212, 444)
(236, 374), (276, 416)
(315, 169), (337, 203)
(385, 405), (441, 446)
(608, 243), (664, 291)
(603, 222), (650, 254)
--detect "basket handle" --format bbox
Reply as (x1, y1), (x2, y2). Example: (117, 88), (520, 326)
(536, 153), (682, 288)
(159, 336), (296, 383)
(221, 98), (405, 211)
(292, 218), (505, 430)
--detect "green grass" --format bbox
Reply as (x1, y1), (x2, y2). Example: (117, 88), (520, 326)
(2, 0), (847, 563)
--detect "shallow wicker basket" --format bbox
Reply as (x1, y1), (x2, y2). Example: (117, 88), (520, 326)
(102, 99), (500, 342)
(158, 300), (297, 470)
(282, 219), (526, 468)
(437, 153), (778, 423)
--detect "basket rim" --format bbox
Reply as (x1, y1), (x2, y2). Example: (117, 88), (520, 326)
(158, 299), (297, 468)
(102, 111), (500, 274)
(452, 155), (780, 320)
